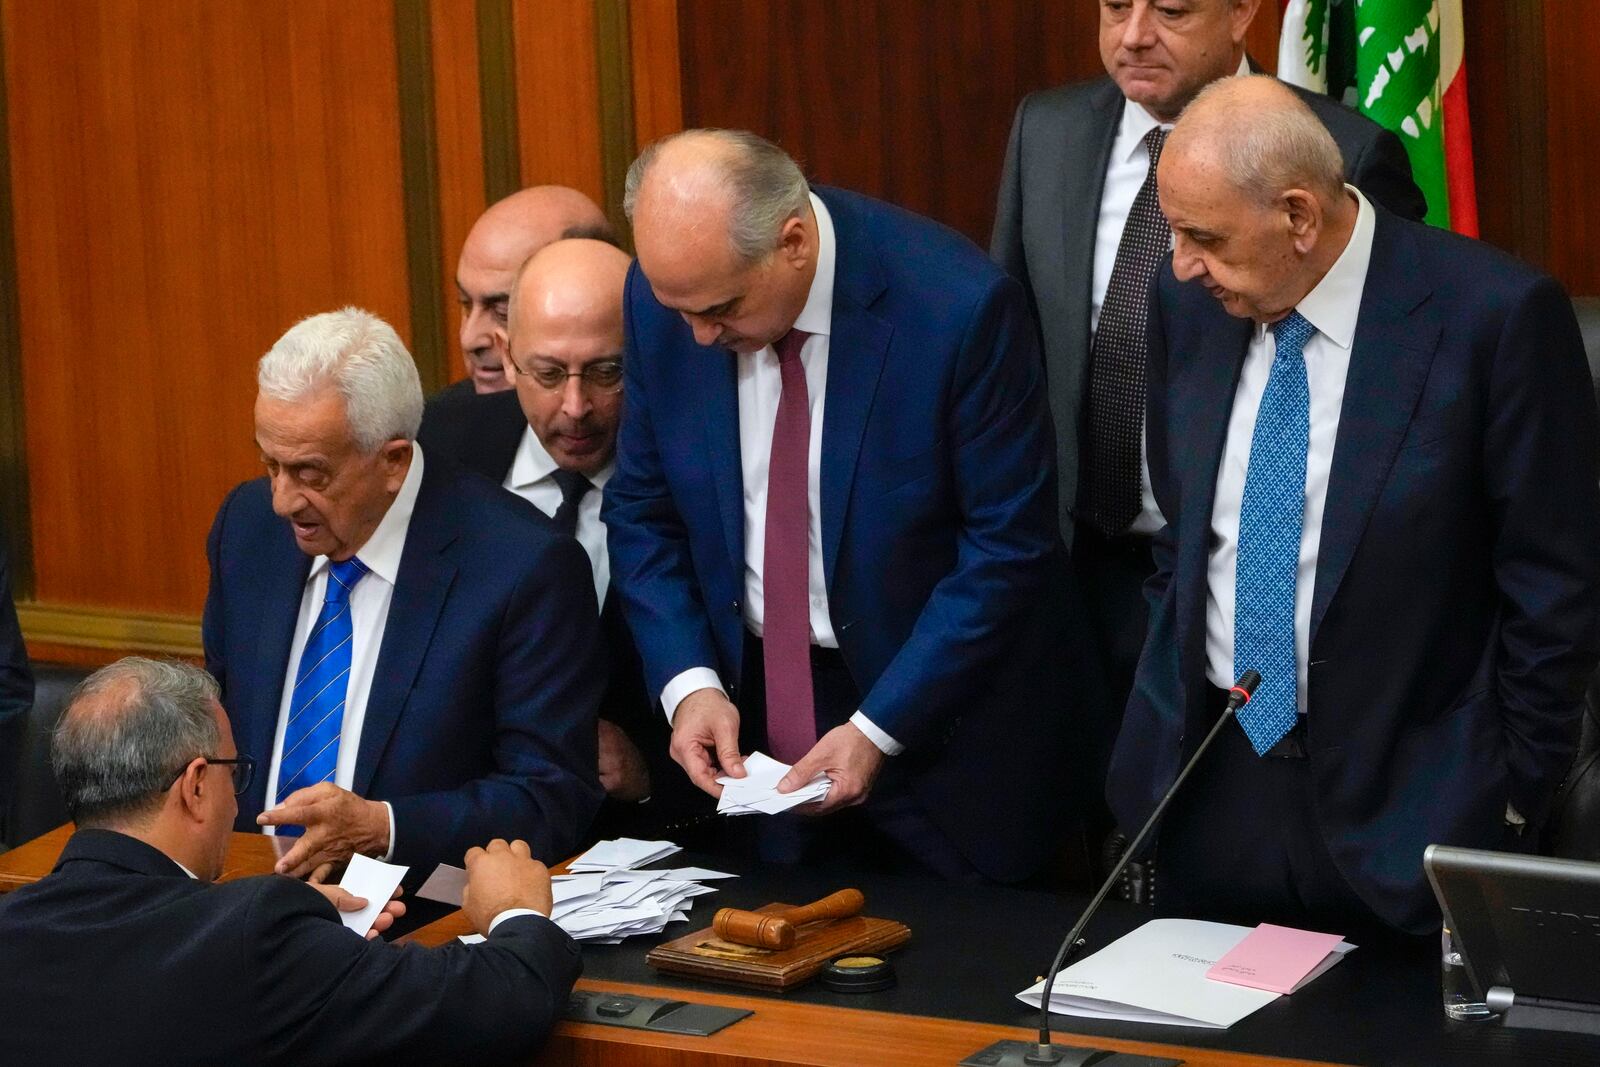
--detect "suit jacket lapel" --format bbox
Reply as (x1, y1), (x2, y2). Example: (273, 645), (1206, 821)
(701, 352), (745, 575)
(242, 527), (310, 815)
(353, 468), (458, 796)
(816, 191), (892, 589)
(1058, 80), (1123, 339)
(1310, 213), (1438, 642)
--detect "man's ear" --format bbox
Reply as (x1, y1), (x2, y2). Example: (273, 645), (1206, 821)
(175, 757), (210, 822)
(1281, 188), (1323, 255)
(777, 214), (811, 270)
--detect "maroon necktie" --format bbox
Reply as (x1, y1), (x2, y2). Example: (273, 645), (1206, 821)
(763, 328), (816, 763)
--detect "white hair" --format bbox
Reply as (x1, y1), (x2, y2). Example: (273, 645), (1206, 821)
(623, 129), (811, 264)
(257, 307), (424, 452)
(1182, 75), (1347, 206)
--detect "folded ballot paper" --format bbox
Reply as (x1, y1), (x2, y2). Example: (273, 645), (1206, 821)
(1016, 919), (1355, 1029)
(717, 751), (831, 815)
(453, 838), (734, 946)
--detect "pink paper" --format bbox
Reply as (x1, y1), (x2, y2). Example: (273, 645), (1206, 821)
(1205, 923), (1345, 994)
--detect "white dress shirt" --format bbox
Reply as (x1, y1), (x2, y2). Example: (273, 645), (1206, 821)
(1095, 54), (1250, 534)
(659, 193), (902, 756)
(261, 443), (428, 858)
(504, 426), (613, 604)
(1204, 187), (1375, 712)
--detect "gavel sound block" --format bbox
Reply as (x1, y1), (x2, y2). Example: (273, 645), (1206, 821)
(647, 888), (911, 991)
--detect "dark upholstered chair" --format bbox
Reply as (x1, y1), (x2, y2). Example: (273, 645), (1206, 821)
(1, 663), (86, 849)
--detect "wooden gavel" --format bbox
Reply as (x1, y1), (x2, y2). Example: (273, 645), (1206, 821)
(712, 889), (866, 950)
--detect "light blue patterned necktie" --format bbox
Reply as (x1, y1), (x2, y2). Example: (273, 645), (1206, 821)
(275, 556), (369, 830)
(1234, 311), (1315, 755)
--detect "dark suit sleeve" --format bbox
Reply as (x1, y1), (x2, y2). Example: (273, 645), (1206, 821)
(0, 536), (31, 730)
(1484, 276), (1600, 821)
(387, 533), (604, 867)
(247, 878), (581, 1065)
(857, 276), (1059, 746)
(1346, 126), (1429, 222)
(201, 484), (239, 697)
(1141, 267), (1179, 612)
(602, 266), (726, 705)
(989, 97), (1033, 301)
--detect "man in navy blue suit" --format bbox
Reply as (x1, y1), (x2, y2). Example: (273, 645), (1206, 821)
(203, 307), (603, 881)
(1114, 77), (1600, 935)
(606, 130), (1096, 882)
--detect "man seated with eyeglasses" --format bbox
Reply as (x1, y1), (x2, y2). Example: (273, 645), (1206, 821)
(0, 658), (581, 1066)
(420, 238), (712, 841)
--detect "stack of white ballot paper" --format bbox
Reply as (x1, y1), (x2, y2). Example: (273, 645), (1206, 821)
(1016, 919), (1356, 1029)
(448, 838), (735, 946)
(717, 751), (831, 815)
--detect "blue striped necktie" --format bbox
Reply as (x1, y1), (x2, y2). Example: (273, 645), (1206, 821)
(1234, 311), (1315, 755)
(275, 557), (368, 830)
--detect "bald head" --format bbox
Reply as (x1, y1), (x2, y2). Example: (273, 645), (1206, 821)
(1157, 75), (1358, 323)
(456, 186), (613, 393)
(504, 239), (631, 475)
(624, 130), (817, 353)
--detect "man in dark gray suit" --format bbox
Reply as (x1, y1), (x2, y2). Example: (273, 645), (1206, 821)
(990, 2), (1426, 861)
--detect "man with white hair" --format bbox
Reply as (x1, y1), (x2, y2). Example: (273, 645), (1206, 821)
(202, 307), (604, 884)
(1114, 76), (1600, 935)
(607, 130), (1102, 883)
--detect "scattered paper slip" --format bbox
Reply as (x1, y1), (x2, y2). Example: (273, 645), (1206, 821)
(1206, 923), (1350, 994)
(455, 839), (733, 945)
(717, 751), (830, 815)
(415, 862), (468, 907)
(1016, 918), (1356, 1028)
(335, 853), (408, 936)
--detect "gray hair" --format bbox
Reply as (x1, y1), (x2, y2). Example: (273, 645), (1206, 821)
(52, 658), (222, 827)
(257, 307), (424, 453)
(1182, 75), (1347, 206)
(623, 129), (810, 263)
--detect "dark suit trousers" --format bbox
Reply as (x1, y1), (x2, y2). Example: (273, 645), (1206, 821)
(1154, 688), (1402, 942)
(721, 632), (982, 883)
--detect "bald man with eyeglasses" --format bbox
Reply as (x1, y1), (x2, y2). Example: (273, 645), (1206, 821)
(420, 239), (712, 841)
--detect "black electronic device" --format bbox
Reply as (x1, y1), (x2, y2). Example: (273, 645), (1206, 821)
(1426, 844), (1600, 1035)
(564, 989), (752, 1036)
(961, 670), (1261, 1067)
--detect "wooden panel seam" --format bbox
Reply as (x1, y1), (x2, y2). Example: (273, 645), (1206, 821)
(0, 9), (34, 598)
(395, 0), (449, 394)
(476, 0), (521, 204)
(593, 0), (636, 248)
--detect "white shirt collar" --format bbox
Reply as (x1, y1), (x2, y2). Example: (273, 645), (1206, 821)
(1282, 185), (1375, 352)
(791, 192), (836, 337)
(507, 426), (615, 491)
(173, 859), (198, 880)
(307, 441), (425, 588)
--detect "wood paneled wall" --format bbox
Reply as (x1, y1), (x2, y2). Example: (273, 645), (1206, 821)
(0, 0), (1594, 662)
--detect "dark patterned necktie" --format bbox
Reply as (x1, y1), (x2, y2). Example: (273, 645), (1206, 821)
(762, 328), (816, 764)
(1084, 126), (1169, 536)
(552, 468), (592, 536)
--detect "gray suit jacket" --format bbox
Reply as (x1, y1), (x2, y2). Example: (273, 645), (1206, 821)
(990, 75), (1428, 547)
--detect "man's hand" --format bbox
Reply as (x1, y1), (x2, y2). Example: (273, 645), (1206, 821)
(461, 838), (553, 936)
(669, 688), (745, 798)
(307, 882), (407, 940)
(258, 782), (391, 878)
(598, 718), (651, 802)
(777, 722), (886, 815)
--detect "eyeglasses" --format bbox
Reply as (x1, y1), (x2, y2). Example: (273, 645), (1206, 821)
(510, 358), (624, 394)
(165, 755), (256, 796)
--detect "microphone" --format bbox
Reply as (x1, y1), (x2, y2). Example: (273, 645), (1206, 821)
(962, 670), (1260, 1067)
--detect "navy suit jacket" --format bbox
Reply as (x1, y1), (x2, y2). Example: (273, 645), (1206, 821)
(1112, 207), (1600, 932)
(203, 451), (604, 871)
(0, 829), (579, 1066)
(605, 186), (1083, 881)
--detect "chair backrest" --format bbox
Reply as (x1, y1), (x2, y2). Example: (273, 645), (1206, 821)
(1, 663), (86, 848)
(1545, 667), (1600, 861)
(1574, 296), (1600, 415)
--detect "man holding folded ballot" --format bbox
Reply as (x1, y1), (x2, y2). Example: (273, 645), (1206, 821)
(606, 129), (1103, 883)
(203, 307), (603, 883)
(1113, 76), (1600, 937)
(0, 657), (579, 1066)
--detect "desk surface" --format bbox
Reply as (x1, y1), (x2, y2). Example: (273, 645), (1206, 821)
(7, 827), (1599, 1066)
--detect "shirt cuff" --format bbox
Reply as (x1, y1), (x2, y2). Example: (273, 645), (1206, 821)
(850, 711), (905, 756)
(661, 668), (725, 725)
(487, 908), (548, 935)
(379, 802), (396, 862)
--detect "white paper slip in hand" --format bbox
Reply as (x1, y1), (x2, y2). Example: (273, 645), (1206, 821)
(716, 751), (831, 815)
(335, 853), (409, 936)
(415, 863), (467, 907)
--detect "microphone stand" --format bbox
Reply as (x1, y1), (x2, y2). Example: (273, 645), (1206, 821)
(961, 670), (1260, 1067)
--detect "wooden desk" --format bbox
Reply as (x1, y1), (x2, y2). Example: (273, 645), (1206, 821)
(0, 824), (281, 892)
(404, 910), (1333, 1067)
